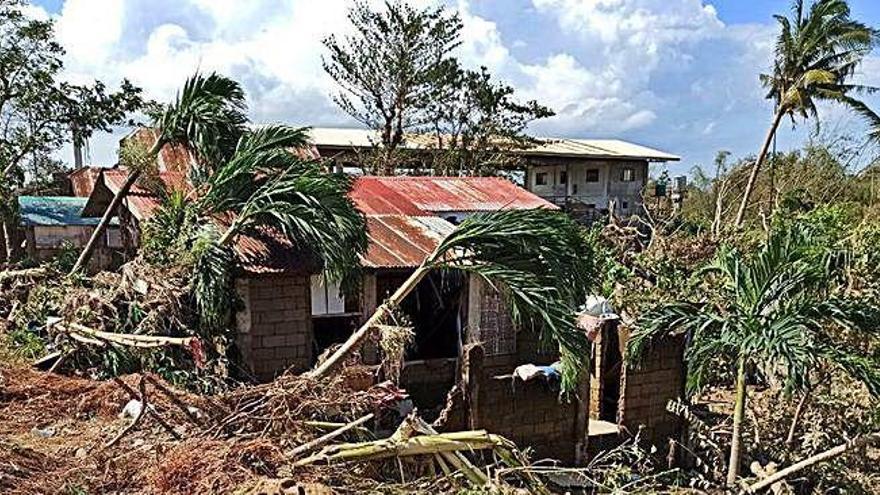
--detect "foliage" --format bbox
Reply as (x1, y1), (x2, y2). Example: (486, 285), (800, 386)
(323, 0), (462, 159)
(324, 1), (553, 176)
(152, 72), (248, 185)
(424, 66), (554, 176)
(141, 190), (198, 266)
(0, 0), (144, 185)
(428, 208), (595, 393)
(189, 125), (368, 335)
(763, 0), (880, 137)
(630, 223), (880, 396)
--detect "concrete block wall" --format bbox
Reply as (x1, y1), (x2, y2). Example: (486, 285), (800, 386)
(236, 274), (313, 381)
(464, 278), (586, 463)
(619, 334), (685, 448)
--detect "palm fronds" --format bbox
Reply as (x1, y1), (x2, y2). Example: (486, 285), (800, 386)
(156, 72), (249, 184)
(428, 208), (594, 393)
(632, 220), (880, 397)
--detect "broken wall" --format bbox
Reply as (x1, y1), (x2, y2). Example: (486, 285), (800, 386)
(618, 332), (685, 449)
(460, 277), (588, 464)
(235, 274), (313, 381)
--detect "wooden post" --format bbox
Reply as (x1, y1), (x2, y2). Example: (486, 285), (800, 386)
(462, 344), (484, 431)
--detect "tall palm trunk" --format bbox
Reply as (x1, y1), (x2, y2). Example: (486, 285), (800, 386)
(308, 264), (432, 378)
(727, 358), (747, 486)
(70, 138), (165, 274)
(734, 107), (786, 228)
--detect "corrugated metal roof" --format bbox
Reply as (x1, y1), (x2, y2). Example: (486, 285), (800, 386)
(309, 127), (679, 162)
(102, 169), (188, 220)
(362, 215), (455, 269)
(234, 225), (316, 274)
(352, 176), (556, 214)
(18, 196), (103, 226)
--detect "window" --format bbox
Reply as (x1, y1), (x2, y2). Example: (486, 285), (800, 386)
(311, 275), (346, 316)
(620, 168), (635, 182)
(559, 170), (567, 185)
(535, 172), (548, 186)
(585, 169), (600, 183)
(621, 201), (629, 210)
(572, 183), (578, 194)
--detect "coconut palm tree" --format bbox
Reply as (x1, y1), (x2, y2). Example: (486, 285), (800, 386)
(310, 207), (596, 394)
(734, 0), (880, 228)
(628, 224), (880, 486)
(187, 124), (368, 333)
(71, 72), (248, 274)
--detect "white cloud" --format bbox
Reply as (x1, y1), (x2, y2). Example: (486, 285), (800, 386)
(45, 0), (860, 174)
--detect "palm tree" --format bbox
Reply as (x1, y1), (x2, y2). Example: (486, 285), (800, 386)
(628, 224), (880, 486)
(71, 72), (248, 274)
(187, 125), (368, 333)
(734, 0), (880, 228)
(310, 208), (595, 394)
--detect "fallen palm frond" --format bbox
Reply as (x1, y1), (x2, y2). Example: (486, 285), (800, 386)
(310, 208), (595, 394)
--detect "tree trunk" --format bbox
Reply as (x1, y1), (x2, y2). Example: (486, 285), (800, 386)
(307, 264), (431, 379)
(727, 358), (747, 486)
(2, 219), (13, 263)
(786, 390), (810, 448)
(70, 139), (164, 275)
(746, 432), (880, 493)
(734, 108), (786, 228)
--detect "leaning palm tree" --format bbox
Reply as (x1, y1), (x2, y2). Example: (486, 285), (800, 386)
(71, 72), (248, 274)
(628, 224), (880, 486)
(735, 0), (880, 228)
(187, 125), (368, 334)
(309, 208), (595, 394)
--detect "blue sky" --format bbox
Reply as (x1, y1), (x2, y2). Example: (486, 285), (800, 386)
(29, 0), (880, 176)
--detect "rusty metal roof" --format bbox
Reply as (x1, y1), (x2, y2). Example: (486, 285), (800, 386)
(82, 170), (553, 272)
(361, 215), (454, 269)
(101, 169), (188, 220)
(309, 127), (679, 162)
(351, 176), (556, 214)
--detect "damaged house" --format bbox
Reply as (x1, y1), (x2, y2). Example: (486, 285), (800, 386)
(74, 129), (685, 463)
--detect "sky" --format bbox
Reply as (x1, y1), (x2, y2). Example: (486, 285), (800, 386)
(27, 0), (880, 176)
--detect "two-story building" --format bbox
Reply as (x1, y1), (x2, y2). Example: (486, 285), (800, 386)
(306, 127), (679, 221)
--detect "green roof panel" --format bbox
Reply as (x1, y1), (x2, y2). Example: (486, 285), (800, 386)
(18, 196), (108, 227)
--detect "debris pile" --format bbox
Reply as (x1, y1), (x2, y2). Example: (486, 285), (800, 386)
(0, 363), (589, 494)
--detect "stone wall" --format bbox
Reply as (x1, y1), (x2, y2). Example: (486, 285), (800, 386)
(235, 274), (313, 381)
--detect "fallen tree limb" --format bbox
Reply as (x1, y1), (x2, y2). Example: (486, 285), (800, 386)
(0, 267), (48, 284)
(50, 319), (195, 349)
(746, 432), (880, 492)
(286, 413), (374, 459)
(293, 430), (504, 466)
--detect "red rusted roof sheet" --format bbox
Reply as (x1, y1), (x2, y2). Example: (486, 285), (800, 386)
(352, 176), (556, 214)
(361, 215), (454, 269)
(69, 166), (104, 197)
(103, 169), (188, 220)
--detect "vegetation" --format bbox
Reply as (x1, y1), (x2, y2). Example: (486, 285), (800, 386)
(0, 0), (145, 262)
(71, 72), (248, 273)
(735, 0), (880, 227)
(324, 0), (553, 176)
